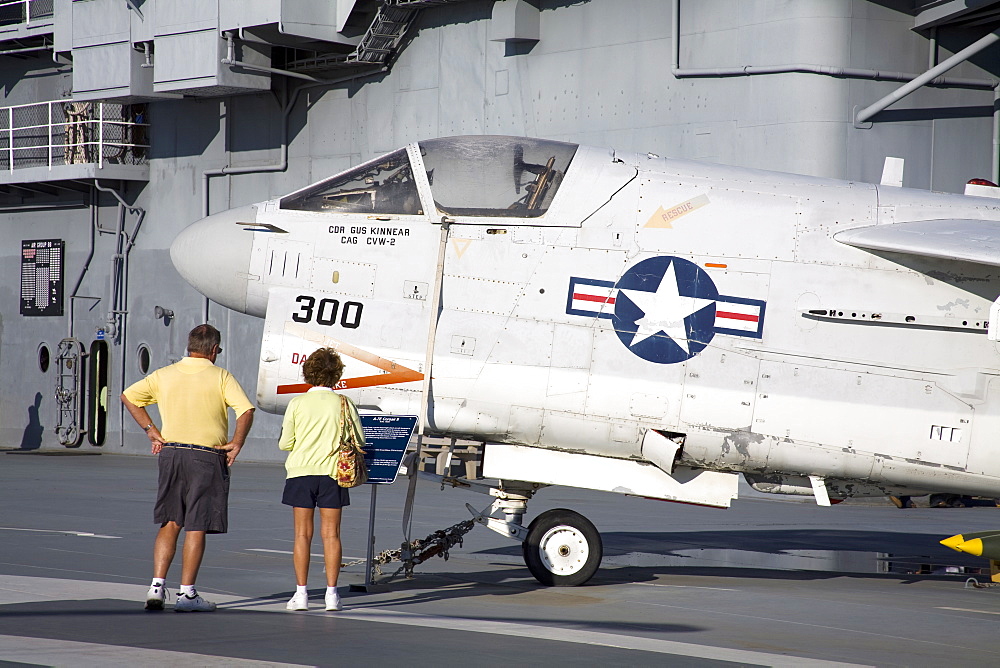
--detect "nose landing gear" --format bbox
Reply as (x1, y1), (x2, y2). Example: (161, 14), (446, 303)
(523, 509), (603, 587)
(462, 481), (604, 586)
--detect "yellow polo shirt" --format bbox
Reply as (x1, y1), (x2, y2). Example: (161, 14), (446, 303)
(123, 357), (255, 447)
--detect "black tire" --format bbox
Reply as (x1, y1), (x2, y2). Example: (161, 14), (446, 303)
(522, 508), (602, 587)
(930, 493), (953, 508)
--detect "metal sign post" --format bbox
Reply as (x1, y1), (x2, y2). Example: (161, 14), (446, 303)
(350, 414), (417, 593)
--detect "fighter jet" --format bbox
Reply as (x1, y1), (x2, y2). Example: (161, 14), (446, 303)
(172, 135), (1000, 585)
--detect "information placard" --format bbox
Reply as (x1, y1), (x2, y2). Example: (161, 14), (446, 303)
(20, 239), (64, 317)
(360, 414), (417, 485)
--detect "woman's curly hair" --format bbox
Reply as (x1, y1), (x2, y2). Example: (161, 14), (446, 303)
(302, 347), (345, 388)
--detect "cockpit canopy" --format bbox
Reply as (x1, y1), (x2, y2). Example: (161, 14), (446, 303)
(419, 136), (577, 217)
(279, 148), (421, 215)
(279, 136), (578, 218)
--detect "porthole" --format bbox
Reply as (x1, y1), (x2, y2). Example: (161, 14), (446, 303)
(37, 343), (50, 373)
(137, 344), (151, 375)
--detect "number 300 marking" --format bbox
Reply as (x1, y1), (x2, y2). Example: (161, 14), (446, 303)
(291, 295), (363, 329)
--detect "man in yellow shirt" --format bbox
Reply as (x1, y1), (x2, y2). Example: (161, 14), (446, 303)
(122, 324), (255, 612)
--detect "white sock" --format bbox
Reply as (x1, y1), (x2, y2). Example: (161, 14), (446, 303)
(151, 578), (165, 588)
(326, 586), (338, 597)
(180, 584), (196, 597)
(296, 585), (308, 596)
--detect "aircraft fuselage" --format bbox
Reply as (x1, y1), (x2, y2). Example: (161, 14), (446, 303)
(172, 136), (1000, 502)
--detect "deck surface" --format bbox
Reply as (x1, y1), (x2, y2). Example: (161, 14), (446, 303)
(2, 450), (1000, 667)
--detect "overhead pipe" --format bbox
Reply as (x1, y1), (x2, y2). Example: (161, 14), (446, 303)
(223, 56), (329, 83)
(671, 0), (1000, 186)
(67, 187), (99, 340)
(0, 200), (85, 211)
(855, 28), (1000, 124)
(929, 27), (937, 70)
(139, 41), (153, 69)
(93, 180), (146, 448)
(671, 0), (994, 90)
(0, 44), (52, 56)
(221, 32), (367, 83)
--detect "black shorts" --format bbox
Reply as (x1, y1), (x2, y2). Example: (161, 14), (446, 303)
(282, 475), (351, 509)
(154, 444), (230, 533)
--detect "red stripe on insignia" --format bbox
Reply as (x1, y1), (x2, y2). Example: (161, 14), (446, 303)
(716, 311), (759, 322)
(573, 293), (616, 304)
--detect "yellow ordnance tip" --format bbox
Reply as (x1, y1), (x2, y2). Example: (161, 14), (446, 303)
(957, 538), (984, 557)
(940, 534), (966, 551)
(940, 531), (1000, 554)
(940, 536), (985, 556)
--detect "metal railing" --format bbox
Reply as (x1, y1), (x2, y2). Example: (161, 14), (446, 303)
(0, 100), (149, 173)
(0, 0), (54, 26)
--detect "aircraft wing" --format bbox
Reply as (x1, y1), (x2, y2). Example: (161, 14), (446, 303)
(834, 219), (1000, 267)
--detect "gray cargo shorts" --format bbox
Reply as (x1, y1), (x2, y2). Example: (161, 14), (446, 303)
(154, 443), (230, 533)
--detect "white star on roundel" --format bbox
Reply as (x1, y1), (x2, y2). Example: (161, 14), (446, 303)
(618, 260), (716, 353)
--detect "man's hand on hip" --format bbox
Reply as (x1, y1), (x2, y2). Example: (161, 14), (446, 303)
(146, 426), (164, 454)
(223, 408), (255, 467)
(222, 442), (242, 466)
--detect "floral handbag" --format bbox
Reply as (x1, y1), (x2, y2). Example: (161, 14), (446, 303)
(330, 395), (367, 488)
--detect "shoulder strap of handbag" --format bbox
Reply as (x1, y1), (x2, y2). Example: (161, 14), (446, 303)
(339, 394), (356, 447)
(328, 394), (348, 459)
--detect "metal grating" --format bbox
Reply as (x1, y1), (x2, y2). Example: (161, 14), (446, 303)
(286, 0), (472, 73)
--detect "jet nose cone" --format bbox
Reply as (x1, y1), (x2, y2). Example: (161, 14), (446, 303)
(171, 204), (256, 313)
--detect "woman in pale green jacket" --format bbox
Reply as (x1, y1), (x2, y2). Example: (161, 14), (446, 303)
(278, 347), (363, 612)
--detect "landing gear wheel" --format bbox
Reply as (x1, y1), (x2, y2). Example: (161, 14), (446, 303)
(931, 493), (962, 508)
(522, 508), (602, 587)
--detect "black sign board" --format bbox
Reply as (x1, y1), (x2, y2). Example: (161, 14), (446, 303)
(20, 239), (64, 316)
(360, 414), (417, 484)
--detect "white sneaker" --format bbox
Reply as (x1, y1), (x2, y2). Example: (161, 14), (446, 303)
(286, 591), (309, 611)
(325, 589), (342, 611)
(174, 593), (217, 612)
(144, 584), (169, 611)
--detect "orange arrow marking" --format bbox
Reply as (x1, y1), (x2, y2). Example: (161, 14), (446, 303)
(276, 322), (424, 395)
(644, 194), (710, 228)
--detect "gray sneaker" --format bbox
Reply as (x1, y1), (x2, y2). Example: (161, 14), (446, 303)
(144, 584), (169, 611)
(174, 593), (216, 612)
